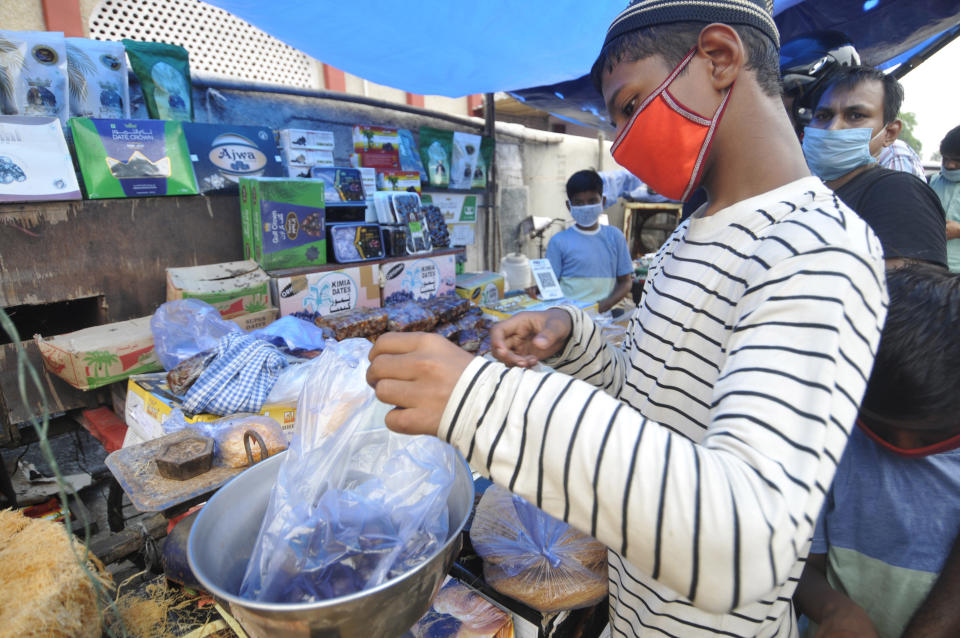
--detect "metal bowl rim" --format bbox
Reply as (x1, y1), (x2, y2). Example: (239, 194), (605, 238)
(187, 448), (474, 613)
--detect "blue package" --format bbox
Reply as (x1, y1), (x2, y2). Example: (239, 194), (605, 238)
(182, 122), (283, 193)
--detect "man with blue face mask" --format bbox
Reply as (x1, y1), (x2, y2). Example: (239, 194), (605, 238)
(929, 125), (960, 272)
(803, 65), (947, 268)
(544, 169), (634, 312)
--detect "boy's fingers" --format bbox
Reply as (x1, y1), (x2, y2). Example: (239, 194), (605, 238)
(384, 406), (438, 436)
(371, 377), (415, 409)
(369, 332), (424, 360)
(366, 353), (418, 387)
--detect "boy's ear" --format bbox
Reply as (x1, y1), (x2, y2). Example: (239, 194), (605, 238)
(602, 195), (607, 209)
(696, 23), (745, 92)
(565, 200), (571, 211)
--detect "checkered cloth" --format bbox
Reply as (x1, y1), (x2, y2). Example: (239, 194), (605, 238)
(182, 331), (288, 417)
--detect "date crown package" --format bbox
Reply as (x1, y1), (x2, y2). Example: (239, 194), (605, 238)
(69, 117), (199, 198)
(239, 177), (327, 271)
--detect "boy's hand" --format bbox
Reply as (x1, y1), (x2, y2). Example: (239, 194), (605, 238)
(816, 600), (879, 638)
(490, 309), (572, 368)
(366, 332), (474, 436)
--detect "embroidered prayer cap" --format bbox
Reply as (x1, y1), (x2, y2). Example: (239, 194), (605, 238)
(602, 0), (780, 50)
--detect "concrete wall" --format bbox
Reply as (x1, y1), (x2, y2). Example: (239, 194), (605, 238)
(0, 0), (45, 31)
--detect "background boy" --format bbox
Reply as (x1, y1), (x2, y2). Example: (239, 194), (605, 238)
(929, 125), (960, 272)
(795, 264), (960, 638)
(367, 2), (886, 635)
(546, 169), (633, 313)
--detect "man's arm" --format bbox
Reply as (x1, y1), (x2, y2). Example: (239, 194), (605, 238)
(794, 553), (878, 637)
(901, 530), (960, 638)
(946, 220), (960, 240)
(437, 248), (886, 613)
(596, 274), (633, 313)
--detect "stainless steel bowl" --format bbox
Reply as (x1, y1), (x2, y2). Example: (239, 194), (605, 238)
(188, 449), (474, 638)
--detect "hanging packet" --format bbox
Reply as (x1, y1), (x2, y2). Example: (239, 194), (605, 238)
(450, 131), (482, 189)
(122, 39), (193, 121)
(398, 128), (427, 182)
(65, 37), (130, 119)
(418, 127), (452, 188)
(471, 137), (494, 189)
(0, 30), (68, 125)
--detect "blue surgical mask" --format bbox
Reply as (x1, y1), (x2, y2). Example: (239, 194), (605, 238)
(569, 202), (602, 227)
(941, 168), (960, 183)
(802, 126), (879, 181)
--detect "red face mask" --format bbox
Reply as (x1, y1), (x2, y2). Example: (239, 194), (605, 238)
(611, 48), (733, 202)
(857, 419), (960, 459)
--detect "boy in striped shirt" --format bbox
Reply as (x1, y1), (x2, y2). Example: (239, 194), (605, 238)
(367, 1), (887, 636)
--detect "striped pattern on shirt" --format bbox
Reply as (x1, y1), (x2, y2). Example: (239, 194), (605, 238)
(438, 177), (887, 637)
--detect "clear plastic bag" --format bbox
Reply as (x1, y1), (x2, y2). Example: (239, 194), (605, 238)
(239, 339), (459, 603)
(469, 485), (608, 613)
(251, 315), (330, 352)
(151, 299), (240, 370)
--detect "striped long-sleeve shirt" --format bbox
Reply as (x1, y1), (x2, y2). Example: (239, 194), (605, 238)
(438, 177), (888, 637)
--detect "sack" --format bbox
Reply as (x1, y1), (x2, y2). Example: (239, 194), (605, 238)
(122, 39), (193, 121)
(239, 339), (458, 603)
(470, 485), (608, 613)
(65, 37), (130, 119)
(0, 30), (68, 125)
(151, 299), (241, 371)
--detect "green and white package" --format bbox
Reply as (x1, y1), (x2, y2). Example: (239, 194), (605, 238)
(471, 137), (494, 189)
(239, 177), (327, 271)
(70, 118), (198, 199)
(450, 131), (481, 189)
(66, 37), (130, 119)
(0, 30), (68, 125)
(418, 126), (452, 189)
(122, 39), (193, 121)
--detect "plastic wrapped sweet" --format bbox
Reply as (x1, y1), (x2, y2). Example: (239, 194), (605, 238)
(456, 329), (482, 353)
(423, 295), (472, 324)
(470, 485), (608, 613)
(433, 322), (460, 341)
(206, 415), (288, 468)
(385, 301), (438, 332)
(316, 307), (388, 340)
(422, 204), (450, 249)
(166, 350), (215, 396)
(239, 339), (458, 603)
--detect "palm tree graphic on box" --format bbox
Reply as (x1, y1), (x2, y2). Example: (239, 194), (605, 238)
(83, 350), (119, 378)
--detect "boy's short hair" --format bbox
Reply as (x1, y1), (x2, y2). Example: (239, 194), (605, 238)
(566, 170), (604, 200)
(819, 65), (904, 124)
(860, 264), (960, 432)
(940, 124), (960, 157)
(590, 21), (782, 97)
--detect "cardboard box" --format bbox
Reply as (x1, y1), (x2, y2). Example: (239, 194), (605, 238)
(229, 307), (279, 331)
(239, 177), (327, 271)
(456, 271), (505, 306)
(182, 122), (284, 193)
(270, 264), (381, 318)
(380, 254), (456, 305)
(166, 260), (272, 319)
(35, 317), (162, 391)
(481, 294), (597, 320)
(124, 373), (297, 442)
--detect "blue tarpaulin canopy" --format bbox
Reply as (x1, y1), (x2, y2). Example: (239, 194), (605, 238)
(206, 0), (960, 129)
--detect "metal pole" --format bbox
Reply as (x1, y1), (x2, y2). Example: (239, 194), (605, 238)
(483, 93), (501, 272)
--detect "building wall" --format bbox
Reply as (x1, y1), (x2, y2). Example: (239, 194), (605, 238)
(0, 0), (45, 31)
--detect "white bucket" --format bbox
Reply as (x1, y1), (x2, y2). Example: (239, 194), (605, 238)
(500, 252), (532, 290)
